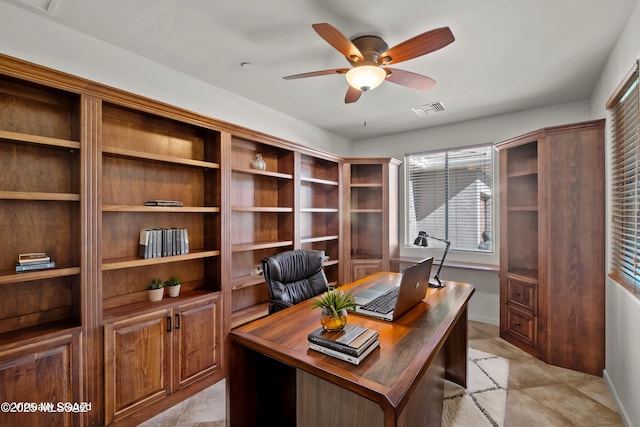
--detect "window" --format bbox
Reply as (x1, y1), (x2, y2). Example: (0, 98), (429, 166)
(607, 59), (640, 296)
(404, 144), (494, 252)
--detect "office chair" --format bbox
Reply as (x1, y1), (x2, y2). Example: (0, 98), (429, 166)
(261, 249), (329, 314)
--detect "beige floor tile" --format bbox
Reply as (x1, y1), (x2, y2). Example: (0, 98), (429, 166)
(565, 379), (621, 413)
(521, 383), (621, 427)
(141, 321), (622, 427)
(505, 388), (575, 426)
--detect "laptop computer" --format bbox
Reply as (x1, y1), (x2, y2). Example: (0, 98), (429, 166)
(351, 257), (434, 321)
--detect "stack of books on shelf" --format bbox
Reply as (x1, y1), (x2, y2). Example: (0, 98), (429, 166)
(15, 252), (56, 272)
(138, 228), (189, 259)
(307, 324), (379, 365)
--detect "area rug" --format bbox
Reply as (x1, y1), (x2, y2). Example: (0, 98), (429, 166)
(443, 348), (510, 427)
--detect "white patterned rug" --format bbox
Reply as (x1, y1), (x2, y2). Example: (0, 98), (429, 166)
(443, 348), (510, 427)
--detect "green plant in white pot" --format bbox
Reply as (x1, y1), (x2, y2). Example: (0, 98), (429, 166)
(165, 276), (181, 298)
(148, 278), (165, 302)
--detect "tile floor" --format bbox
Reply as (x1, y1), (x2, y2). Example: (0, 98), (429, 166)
(140, 321), (623, 427)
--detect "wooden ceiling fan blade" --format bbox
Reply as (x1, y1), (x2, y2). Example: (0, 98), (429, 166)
(312, 23), (364, 62)
(378, 27), (454, 65)
(345, 86), (362, 103)
(385, 68), (436, 90)
(283, 68), (349, 80)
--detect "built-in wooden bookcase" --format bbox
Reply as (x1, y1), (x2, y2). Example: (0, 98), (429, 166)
(100, 103), (223, 424)
(0, 74), (83, 426)
(497, 120), (605, 376)
(100, 103), (222, 312)
(229, 136), (295, 327)
(0, 75), (82, 336)
(299, 154), (341, 287)
(345, 158), (400, 282)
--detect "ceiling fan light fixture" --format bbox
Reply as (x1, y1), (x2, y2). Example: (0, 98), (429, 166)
(346, 65), (387, 91)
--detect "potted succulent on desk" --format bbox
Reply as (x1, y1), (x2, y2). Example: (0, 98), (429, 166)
(312, 288), (356, 332)
(165, 276), (182, 298)
(148, 278), (165, 302)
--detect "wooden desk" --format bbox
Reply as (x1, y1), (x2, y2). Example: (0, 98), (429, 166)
(228, 272), (475, 427)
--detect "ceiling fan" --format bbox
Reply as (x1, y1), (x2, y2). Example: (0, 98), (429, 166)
(283, 23), (455, 104)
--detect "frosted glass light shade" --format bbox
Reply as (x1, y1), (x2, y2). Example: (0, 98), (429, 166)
(346, 66), (387, 91)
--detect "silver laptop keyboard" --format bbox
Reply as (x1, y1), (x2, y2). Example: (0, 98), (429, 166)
(361, 287), (399, 314)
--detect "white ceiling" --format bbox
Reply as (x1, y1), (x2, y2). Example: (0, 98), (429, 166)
(4, 0), (638, 141)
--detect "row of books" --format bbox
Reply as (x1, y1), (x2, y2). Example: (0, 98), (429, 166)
(307, 324), (379, 365)
(139, 228), (189, 259)
(15, 252), (56, 272)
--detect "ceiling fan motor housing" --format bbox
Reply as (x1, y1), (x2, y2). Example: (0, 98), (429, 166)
(348, 35), (390, 66)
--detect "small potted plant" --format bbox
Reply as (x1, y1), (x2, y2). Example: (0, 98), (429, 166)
(311, 288), (356, 332)
(148, 278), (165, 302)
(165, 276), (182, 298)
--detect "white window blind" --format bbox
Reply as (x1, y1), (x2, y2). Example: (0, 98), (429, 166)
(404, 145), (494, 251)
(608, 60), (640, 296)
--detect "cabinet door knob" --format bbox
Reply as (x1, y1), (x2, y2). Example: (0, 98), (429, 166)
(166, 316), (172, 332)
(175, 313), (181, 329)
(513, 322), (521, 327)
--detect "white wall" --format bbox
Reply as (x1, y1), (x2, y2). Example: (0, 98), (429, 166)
(0, 2), (351, 157)
(351, 100), (592, 324)
(590, 1), (640, 425)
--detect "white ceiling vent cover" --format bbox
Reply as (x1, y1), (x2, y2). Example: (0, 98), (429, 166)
(12, 0), (59, 15)
(411, 102), (446, 117)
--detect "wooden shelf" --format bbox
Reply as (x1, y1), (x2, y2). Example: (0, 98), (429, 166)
(506, 268), (539, 282)
(0, 129), (80, 150)
(102, 250), (220, 271)
(350, 209), (383, 213)
(231, 275), (265, 291)
(300, 176), (339, 186)
(322, 259), (339, 267)
(0, 266), (80, 285)
(301, 235), (339, 244)
(507, 169), (538, 178)
(102, 205), (220, 213)
(231, 302), (270, 329)
(301, 208), (339, 213)
(350, 183), (383, 188)
(103, 289), (215, 321)
(231, 206), (293, 213)
(0, 320), (81, 348)
(231, 241), (294, 252)
(232, 166), (293, 180)
(102, 146), (220, 169)
(0, 191), (80, 201)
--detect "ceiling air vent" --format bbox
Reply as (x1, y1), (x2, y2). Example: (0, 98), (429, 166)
(411, 101), (446, 117)
(12, 0), (59, 15)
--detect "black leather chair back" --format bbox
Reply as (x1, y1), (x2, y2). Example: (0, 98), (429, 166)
(262, 250), (329, 313)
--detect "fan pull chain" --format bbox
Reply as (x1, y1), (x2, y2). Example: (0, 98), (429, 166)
(360, 90), (367, 127)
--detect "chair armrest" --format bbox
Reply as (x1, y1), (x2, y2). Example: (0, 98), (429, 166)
(269, 299), (293, 314)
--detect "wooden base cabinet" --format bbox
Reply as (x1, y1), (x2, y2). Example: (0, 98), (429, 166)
(104, 294), (220, 425)
(0, 330), (83, 427)
(496, 120), (605, 376)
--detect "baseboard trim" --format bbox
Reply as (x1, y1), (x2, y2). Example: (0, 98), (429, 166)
(603, 368), (633, 427)
(469, 314), (499, 326)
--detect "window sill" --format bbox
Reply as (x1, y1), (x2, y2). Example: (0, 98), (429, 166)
(390, 256), (499, 272)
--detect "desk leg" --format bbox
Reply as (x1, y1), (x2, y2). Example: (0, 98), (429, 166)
(444, 306), (468, 387)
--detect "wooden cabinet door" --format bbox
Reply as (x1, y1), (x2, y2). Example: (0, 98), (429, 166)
(0, 331), (82, 427)
(173, 295), (220, 390)
(104, 309), (172, 425)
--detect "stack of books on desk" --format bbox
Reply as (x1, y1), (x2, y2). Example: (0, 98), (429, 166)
(307, 324), (379, 365)
(15, 252), (56, 272)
